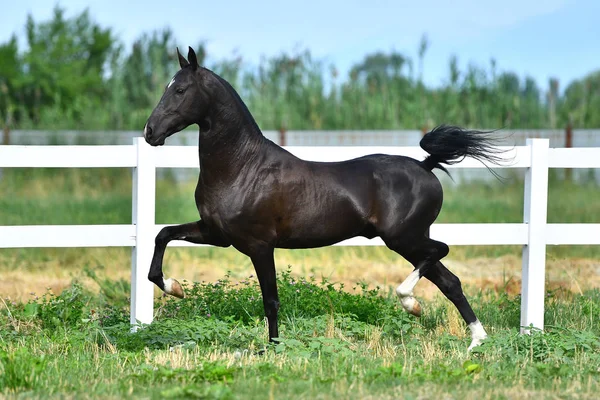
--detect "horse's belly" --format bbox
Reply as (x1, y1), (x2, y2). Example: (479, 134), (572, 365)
(275, 211), (370, 249)
(276, 234), (353, 249)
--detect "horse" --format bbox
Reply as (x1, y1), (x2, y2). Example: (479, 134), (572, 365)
(143, 46), (505, 351)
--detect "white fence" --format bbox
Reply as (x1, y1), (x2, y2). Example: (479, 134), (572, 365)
(1, 138), (599, 333)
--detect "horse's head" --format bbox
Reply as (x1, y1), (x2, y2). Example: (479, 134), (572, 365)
(144, 47), (210, 146)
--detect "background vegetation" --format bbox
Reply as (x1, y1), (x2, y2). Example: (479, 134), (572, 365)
(1, 6), (600, 133)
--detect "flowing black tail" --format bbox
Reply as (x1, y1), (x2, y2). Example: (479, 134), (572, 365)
(420, 125), (508, 178)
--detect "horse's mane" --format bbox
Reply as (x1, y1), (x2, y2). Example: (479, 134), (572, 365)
(205, 68), (263, 135)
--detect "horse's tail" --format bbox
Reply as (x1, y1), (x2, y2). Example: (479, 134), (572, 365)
(419, 125), (508, 177)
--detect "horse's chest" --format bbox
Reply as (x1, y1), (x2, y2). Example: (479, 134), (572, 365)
(196, 189), (246, 231)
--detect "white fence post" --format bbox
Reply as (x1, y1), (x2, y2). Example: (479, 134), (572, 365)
(520, 138), (549, 333)
(130, 137), (156, 327)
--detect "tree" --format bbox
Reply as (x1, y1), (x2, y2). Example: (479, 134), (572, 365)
(350, 51), (408, 88)
(0, 35), (21, 132)
(20, 6), (115, 125)
(561, 70), (600, 128)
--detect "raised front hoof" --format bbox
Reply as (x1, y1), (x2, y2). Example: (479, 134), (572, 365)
(164, 278), (185, 299)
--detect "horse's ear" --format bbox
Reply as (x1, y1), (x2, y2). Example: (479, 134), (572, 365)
(187, 46), (198, 70)
(177, 47), (189, 69)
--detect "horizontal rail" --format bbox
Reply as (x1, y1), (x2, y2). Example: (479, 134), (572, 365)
(0, 146), (136, 168)
(548, 148), (600, 168)
(0, 225), (135, 248)
(157, 223), (530, 247)
(2, 223), (598, 249)
(546, 224), (600, 245)
(2, 144), (598, 170)
(0, 144), (528, 169)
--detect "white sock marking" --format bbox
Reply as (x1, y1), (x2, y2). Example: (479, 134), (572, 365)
(164, 278), (174, 294)
(396, 270), (422, 313)
(468, 319), (488, 351)
(396, 269), (421, 298)
(400, 296), (417, 312)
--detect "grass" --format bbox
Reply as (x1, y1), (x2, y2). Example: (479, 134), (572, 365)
(1, 270), (599, 399)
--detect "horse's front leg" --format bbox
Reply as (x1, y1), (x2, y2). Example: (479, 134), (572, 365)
(148, 220), (229, 298)
(248, 247), (280, 342)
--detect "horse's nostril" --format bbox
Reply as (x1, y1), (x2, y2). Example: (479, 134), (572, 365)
(144, 124), (153, 138)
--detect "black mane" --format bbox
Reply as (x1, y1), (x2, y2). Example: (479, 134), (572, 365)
(207, 68), (263, 135)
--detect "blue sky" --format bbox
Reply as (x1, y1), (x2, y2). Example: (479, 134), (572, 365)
(1, 0), (598, 91)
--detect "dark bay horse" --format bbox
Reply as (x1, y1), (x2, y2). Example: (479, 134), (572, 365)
(144, 47), (504, 351)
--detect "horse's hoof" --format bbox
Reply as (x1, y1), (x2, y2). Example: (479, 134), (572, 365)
(409, 301), (422, 317)
(256, 347), (269, 356)
(467, 336), (486, 352)
(467, 320), (488, 351)
(164, 278), (185, 298)
(401, 296), (422, 317)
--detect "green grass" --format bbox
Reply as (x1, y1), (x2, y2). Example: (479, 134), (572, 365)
(1, 270), (599, 399)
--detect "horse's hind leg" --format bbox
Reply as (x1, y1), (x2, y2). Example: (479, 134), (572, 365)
(386, 235), (449, 317)
(424, 261), (487, 350)
(148, 220), (229, 298)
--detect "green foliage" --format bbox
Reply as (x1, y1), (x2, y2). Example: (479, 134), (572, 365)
(366, 359), (483, 384)
(1, 5), (598, 132)
(156, 268), (405, 327)
(561, 70), (600, 127)
(20, 282), (90, 331)
(160, 383), (234, 400)
(14, 6), (114, 128)
(130, 362), (237, 385)
(98, 268), (414, 352)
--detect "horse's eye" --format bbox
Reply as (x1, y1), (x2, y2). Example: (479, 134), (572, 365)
(176, 88), (185, 94)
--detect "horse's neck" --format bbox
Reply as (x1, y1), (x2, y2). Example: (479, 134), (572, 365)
(197, 116), (266, 185)
(208, 70), (264, 135)
(198, 72), (278, 183)
(197, 133), (264, 191)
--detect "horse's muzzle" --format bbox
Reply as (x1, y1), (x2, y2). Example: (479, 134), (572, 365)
(143, 124), (166, 146)
(143, 123), (152, 139)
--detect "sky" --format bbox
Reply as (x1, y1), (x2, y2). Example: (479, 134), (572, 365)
(1, 0), (599, 91)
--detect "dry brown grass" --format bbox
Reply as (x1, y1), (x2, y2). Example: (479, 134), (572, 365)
(1, 246), (599, 302)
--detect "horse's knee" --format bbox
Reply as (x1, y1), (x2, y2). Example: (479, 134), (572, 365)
(437, 242), (449, 259)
